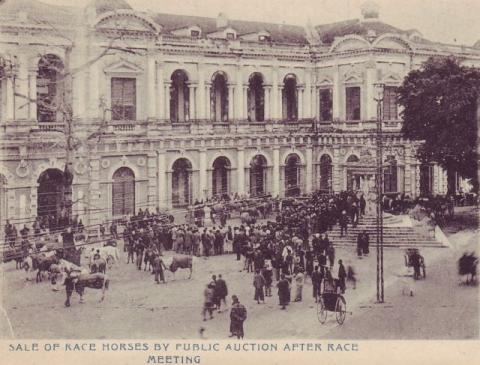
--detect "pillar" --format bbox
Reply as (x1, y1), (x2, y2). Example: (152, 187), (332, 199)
(147, 56), (157, 119)
(272, 147), (280, 197)
(88, 157), (101, 227)
(199, 150), (207, 199)
(272, 67), (279, 120)
(298, 86), (304, 120)
(305, 146), (313, 193)
(157, 152), (167, 209)
(164, 81), (171, 121)
(6, 74), (15, 120)
(205, 82), (211, 121)
(228, 84), (234, 121)
(332, 147), (341, 193)
(264, 85), (271, 120)
(243, 85), (248, 120)
(332, 64), (340, 120)
(16, 53), (29, 120)
(365, 62), (376, 120)
(188, 84), (196, 121)
(235, 66), (244, 120)
(156, 64), (164, 119)
(147, 153), (157, 211)
(304, 71), (312, 118)
(237, 149), (245, 195)
(28, 69), (37, 120)
(197, 67), (205, 120)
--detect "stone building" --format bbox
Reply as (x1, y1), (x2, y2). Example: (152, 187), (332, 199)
(1, 0), (479, 228)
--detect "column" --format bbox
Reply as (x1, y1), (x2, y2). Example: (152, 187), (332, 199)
(304, 71), (312, 119)
(199, 150), (207, 199)
(28, 69), (37, 120)
(164, 81), (171, 120)
(277, 85), (284, 120)
(332, 147), (341, 193)
(89, 61), (100, 119)
(237, 149), (245, 195)
(365, 62), (376, 120)
(272, 147), (280, 197)
(404, 147), (412, 196)
(264, 85), (271, 120)
(297, 86), (304, 120)
(6, 74), (15, 120)
(147, 153), (157, 211)
(235, 66), (244, 119)
(188, 84), (196, 121)
(156, 64), (164, 119)
(16, 53), (29, 120)
(332, 64), (340, 120)
(243, 85), (248, 120)
(157, 152), (168, 209)
(205, 82), (211, 121)
(147, 56), (157, 119)
(228, 84), (234, 121)
(305, 146), (313, 193)
(272, 67), (279, 120)
(197, 67), (205, 120)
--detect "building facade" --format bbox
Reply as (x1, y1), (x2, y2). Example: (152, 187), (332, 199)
(1, 0), (480, 228)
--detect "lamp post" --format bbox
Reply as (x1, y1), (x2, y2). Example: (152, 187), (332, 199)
(374, 82), (385, 303)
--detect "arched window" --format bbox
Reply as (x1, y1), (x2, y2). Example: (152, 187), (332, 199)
(384, 156), (398, 193)
(211, 72), (228, 122)
(248, 73), (265, 122)
(319, 154), (333, 193)
(170, 70), (189, 122)
(282, 74), (297, 121)
(285, 154), (301, 197)
(37, 54), (65, 123)
(250, 155), (267, 197)
(346, 155), (360, 163)
(37, 168), (68, 218)
(212, 157), (231, 198)
(112, 167), (135, 216)
(172, 158), (192, 207)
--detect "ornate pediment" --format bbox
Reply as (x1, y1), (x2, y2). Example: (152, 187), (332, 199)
(317, 75), (333, 87)
(343, 70), (363, 84)
(104, 60), (143, 74)
(95, 11), (161, 34)
(380, 72), (402, 85)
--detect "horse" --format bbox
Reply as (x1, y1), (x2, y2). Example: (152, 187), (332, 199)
(458, 252), (478, 285)
(64, 271), (109, 307)
(163, 255), (194, 280)
(90, 257), (107, 274)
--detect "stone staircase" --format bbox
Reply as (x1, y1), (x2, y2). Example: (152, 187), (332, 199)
(328, 214), (445, 248)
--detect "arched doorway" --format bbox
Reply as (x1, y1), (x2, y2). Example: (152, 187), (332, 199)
(112, 167), (135, 216)
(170, 70), (189, 122)
(37, 54), (65, 123)
(420, 163), (434, 196)
(384, 156), (398, 194)
(248, 73), (265, 121)
(212, 157), (231, 198)
(345, 155), (360, 191)
(211, 72), (228, 122)
(37, 168), (67, 218)
(172, 158), (192, 207)
(282, 74), (297, 121)
(285, 154), (301, 197)
(250, 155), (267, 197)
(319, 154), (333, 193)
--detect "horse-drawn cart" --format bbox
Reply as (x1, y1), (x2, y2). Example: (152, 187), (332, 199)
(404, 248), (426, 280)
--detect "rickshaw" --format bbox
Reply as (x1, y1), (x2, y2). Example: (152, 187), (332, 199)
(404, 248), (426, 279)
(316, 276), (347, 325)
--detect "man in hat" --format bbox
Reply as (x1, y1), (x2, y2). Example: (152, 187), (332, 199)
(229, 295), (247, 339)
(152, 253), (167, 284)
(339, 210), (348, 237)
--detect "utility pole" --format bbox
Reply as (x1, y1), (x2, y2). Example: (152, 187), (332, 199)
(374, 83), (385, 303)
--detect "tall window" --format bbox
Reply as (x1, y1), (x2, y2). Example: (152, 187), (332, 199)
(283, 75), (297, 121)
(37, 54), (65, 123)
(346, 86), (361, 121)
(112, 167), (135, 216)
(248, 73), (265, 122)
(319, 89), (333, 122)
(383, 86), (398, 120)
(111, 78), (136, 120)
(384, 156), (398, 193)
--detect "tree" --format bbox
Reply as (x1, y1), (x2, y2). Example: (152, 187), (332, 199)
(397, 56), (480, 193)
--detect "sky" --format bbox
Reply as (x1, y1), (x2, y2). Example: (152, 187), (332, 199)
(39, 0), (480, 46)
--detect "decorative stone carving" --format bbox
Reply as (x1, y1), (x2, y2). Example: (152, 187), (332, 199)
(101, 159), (110, 169)
(137, 157), (146, 167)
(74, 158), (88, 175)
(16, 159), (30, 178)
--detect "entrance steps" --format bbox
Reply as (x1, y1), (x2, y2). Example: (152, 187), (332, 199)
(328, 214), (445, 248)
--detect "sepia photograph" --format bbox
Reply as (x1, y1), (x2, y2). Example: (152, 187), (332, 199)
(0, 0), (479, 343)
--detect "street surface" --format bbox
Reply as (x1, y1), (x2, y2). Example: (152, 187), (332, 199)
(0, 208), (478, 339)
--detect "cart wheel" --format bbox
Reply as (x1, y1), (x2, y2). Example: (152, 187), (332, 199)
(335, 296), (347, 325)
(317, 298), (327, 324)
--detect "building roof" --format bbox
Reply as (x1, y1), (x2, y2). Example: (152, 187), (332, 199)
(0, 0), (80, 25)
(92, 0), (132, 15)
